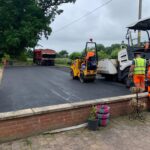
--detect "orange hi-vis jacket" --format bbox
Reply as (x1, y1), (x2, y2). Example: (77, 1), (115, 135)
(86, 51), (95, 60)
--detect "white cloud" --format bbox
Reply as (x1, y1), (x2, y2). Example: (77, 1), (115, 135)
(37, 0), (150, 53)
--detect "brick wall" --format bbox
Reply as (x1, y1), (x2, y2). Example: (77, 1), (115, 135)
(0, 93), (149, 143)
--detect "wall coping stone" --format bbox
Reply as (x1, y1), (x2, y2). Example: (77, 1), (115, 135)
(0, 92), (148, 121)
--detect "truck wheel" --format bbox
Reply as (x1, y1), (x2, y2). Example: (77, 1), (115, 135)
(124, 76), (131, 88)
(104, 75), (109, 81)
(51, 61), (55, 66)
(112, 75), (118, 82)
(105, 75), (112, 81)
(90, 79), (95, 83)
(37, 61), (40, 65)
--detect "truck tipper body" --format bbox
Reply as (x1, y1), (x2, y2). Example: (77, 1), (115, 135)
(33, 49), (56, 66)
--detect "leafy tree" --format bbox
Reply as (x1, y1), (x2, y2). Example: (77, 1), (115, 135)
(98, 50), (109, 59)
(110, 48), (120, 59)
(97, 44), (105, 51)
(69, 43), (122, 60)
(59, 50), (68, 58)
(105, 44), (121, 54)
(17, 52), (27, 62)
(0, 0), (76, 57)
(111, 44), (121, 50)
(105, 46), (112, 54)
(69, 52), (82, 60)
(2, 53), (10, 61)
(26, 49), (33, 58)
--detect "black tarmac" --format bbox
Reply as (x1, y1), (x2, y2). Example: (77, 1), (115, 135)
(0, 66), (130, 112)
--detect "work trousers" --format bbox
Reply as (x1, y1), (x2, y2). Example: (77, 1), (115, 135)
(133, 74), (145, 91)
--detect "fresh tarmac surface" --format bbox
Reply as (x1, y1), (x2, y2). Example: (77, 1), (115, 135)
(0, 66), (130, 112)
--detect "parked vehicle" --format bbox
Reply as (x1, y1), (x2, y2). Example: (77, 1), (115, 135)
(97, 17), (150, 86)
(33, 49), (56, 66)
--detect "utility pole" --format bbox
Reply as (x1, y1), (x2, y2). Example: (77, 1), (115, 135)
(138, 0), (142, 45)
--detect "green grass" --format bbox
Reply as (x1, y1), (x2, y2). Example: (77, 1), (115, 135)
(0, 63), (3, 68)
(24, 138), (32, 150)
(55, 58), (71, 67)
(8, 58), (34, 66)
(3, 57), (72, 67)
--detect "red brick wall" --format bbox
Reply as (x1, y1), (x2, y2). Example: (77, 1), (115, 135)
(0, 96), (149, 143)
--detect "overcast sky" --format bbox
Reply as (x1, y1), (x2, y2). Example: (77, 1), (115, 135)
(37, 0), (150, 53)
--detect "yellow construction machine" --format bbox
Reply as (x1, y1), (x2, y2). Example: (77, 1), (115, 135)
(70, 39), (98, 83)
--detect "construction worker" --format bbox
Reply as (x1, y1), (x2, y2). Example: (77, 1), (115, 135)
(86, 51), (95, 60)
(147, 60), (150, 98)
(129, 52), (146, 91)
(81, 60), (86, 70)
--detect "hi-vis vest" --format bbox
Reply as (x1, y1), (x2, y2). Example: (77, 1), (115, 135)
(134, 58), (146, 75)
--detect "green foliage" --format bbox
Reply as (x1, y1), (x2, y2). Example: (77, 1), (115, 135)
(0, 63), (2, 68)
(58, 50), (68, 58)
(105, 44), (120, 53)
(3, 53), (10, 61)
(69, 52), (82, 60)
(97, 44), (105, 51)
(111, 48), (120, 59)
(17, 52), (27, 62)
(58, 43), (122, 61)
(1, 53), (10, 65)
(97, 44), (121, 59)
(98, 50), (109, 59)
(1, 53), (10, 63)
(26, 49), (33, 58)
(67, 43), (122, 60)
(25, 138), (32, 149)
(88, 106), (97, 121)
(110, 44), (121, 50)
(55, 58), (70, 65)
(0, 0), (76, 57)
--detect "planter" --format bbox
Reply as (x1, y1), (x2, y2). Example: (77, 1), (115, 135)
(97, 113), (110, 127)
(98, 118), (109, 127)
(88, 119), (98, 131)
(97, 113), (110, 119)
(96, 105), (110, 127)
(96, 105), (110, 114)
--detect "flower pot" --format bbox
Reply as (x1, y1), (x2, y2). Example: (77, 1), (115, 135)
(98, 118), (109, 127)
(96, 105), (110, 114)
(97, 113), (110, 119)
(88, 119), (98, 131)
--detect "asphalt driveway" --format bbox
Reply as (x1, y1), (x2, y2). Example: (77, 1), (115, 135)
(0, 66), (130, 112)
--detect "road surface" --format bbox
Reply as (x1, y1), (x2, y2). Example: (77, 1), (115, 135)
(0, 66), (130, 112)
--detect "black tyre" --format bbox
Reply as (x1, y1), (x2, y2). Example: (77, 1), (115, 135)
(51, 61), (55, 66)
(112, 75), (118, 82)
(124, 76), (131, 88)
(105, 75), (112, 81)
(88, 78), (96, 82)
(105, 75), (117, 82)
